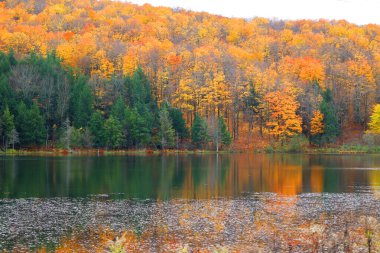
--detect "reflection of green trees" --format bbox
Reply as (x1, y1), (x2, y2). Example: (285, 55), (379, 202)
(0, 155), (233, 199)
(0, 154), (379, 199)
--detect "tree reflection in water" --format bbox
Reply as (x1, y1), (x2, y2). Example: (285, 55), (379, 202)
(1, 194), (378, 252)
(0, 154), (379, 251)
(1, 154), (379, 198)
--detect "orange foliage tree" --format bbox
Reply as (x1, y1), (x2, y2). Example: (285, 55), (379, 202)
(0, 0), (379, 147)
(264, 89), (302, 142)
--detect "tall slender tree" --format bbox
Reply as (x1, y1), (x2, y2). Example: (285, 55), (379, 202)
(159, 106), (175, 149)
(191, 114), (209, 149)
(1, 106), (15, 149)
(320, 89), (340, 144)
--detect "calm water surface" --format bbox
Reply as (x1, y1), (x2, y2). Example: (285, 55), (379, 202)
(0, 154), (380, 252)
(0, 154), (379, 198)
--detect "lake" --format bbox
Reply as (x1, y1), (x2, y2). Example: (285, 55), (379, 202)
(0, 154), (379, 251)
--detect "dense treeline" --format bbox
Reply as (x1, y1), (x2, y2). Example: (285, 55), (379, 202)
(0, 51), (231, 150)
(0, 0), (379, 149)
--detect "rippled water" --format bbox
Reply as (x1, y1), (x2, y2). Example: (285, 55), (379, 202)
(0, 154), (379, 251)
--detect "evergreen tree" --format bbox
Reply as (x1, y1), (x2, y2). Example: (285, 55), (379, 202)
(130, 66), (152, 106)
(124, 107), (151, 147)
(0, 51), (12, 74)
(159, 107), (175, 149)
(103, 116), (124, 149)
(89, 111), (105, 147)
(244, 81), (262, 134)
(169, 107), (189, 139)
(191, 114), (209, 148)
(111, 96), (127, 124)
(320, 89), (340, 144)
(1, 106), (15, 149)
(70, 75), (94, 128)
(0, 75), (15, 111)
(0, 116), (2, 143)
(129, 67), (159, 123)
(16, 102), (46, 146)
(0, 52), (15, 111)
(219, 117), (232, 147)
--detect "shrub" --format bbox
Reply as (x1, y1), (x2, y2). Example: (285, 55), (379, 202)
(285, 135), (309, 153)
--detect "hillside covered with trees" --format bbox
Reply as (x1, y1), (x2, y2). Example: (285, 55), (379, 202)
(0, 0), (379, 151)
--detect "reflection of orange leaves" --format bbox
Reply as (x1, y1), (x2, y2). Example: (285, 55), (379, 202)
(310, 166), (324, 193)
(272, 165), (303, 196)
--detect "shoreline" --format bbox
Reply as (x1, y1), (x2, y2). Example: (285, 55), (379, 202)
(2, 146), (380, 156)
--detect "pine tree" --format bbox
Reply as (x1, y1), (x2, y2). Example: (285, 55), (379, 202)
(159, 107), (175, 149)
(169, 107), (189, 139)
(124, 107), (151, 147)
(320, 89), (340, 144)
(111, 96), (127, 124)
(89, 111), (105, 148)
(0, 52), (16, 111)
(1, 106), (15, 149)
(103, 116), (124, 149)
(244, 81), (262, 133)
(191, 114), (209, 149)
(219, 117), (232, 147)
(16, 102), (46, 146)
(70, 75), (94, 128)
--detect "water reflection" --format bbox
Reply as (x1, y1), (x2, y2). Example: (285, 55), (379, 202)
(2, 194), (379, 252)
(0, 154), (379, 198)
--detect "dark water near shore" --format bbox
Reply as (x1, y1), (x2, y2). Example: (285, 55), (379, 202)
(0, 154), (379, 198)
(0, 154), (379, 252)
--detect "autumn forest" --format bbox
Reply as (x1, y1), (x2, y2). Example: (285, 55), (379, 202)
(0, 0), (380, 151)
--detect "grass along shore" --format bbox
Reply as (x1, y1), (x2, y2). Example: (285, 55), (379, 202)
(2, 144), (380, 156)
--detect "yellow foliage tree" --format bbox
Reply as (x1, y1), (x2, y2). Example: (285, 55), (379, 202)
(368, 104), (380, 134)
(310, 110), (324, 136)
(265, 89), (302, 141)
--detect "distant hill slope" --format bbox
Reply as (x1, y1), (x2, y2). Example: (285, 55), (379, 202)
(0, 0), (379, 144)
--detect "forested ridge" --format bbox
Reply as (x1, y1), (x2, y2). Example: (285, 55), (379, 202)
(0, 0), (380, 150)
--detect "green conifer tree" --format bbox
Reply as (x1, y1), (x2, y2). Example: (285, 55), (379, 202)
(219, 117), (232, 147)
(1, 106), (15, 149)
(169, 107), (189, 139)
(191, 114), (209, 149)
(159, 107), (175, 149)
(16, 102), (46, 146)
(89, 111), (105, 148)
(320, 89), (340, 144)
(70, 75), (94, 128)
(103, 116), (124, 149)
